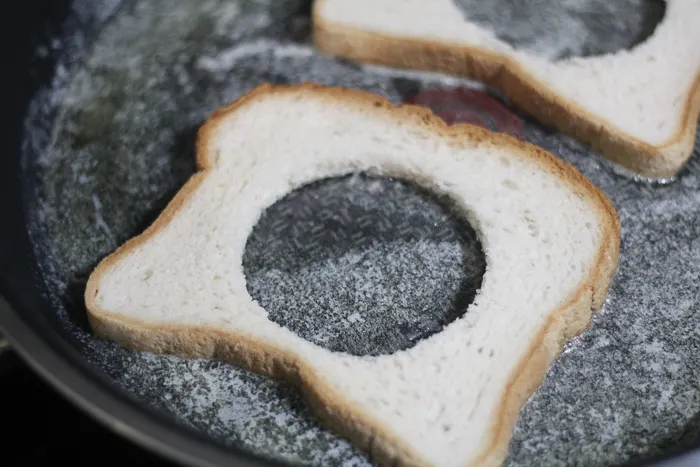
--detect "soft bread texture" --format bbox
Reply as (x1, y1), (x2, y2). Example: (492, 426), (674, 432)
(85, 84), (620, 467)
(312, 0), (700, 178)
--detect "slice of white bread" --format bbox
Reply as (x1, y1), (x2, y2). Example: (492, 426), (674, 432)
(312, 0), (700, 179)
(85, 84), (620, 467)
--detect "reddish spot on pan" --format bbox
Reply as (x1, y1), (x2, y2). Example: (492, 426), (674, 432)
(404, 87), (525, 140)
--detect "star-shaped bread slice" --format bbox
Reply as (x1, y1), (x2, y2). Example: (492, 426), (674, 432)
(313, 0), (700, 178)
(86, 84), (620, 467)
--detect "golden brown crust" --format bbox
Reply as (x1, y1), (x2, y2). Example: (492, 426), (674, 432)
(85, 83), (621, 467)
(311, 1), (700, 179)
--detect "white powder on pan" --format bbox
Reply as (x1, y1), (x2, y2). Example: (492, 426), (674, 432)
(24, 0), (700, 466)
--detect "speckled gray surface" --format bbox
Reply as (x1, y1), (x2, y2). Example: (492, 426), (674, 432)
(455, 0), (667, 60)
(22, 1), (700, 466)
(245, 173), (485, 357)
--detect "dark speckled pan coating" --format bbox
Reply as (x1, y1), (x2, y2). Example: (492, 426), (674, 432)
(23, 1), (700, 466)
(454, 0), (666, 61)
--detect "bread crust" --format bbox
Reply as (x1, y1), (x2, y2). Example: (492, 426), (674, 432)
(85, 83), (621, 467)
(311, 0), (700, 179)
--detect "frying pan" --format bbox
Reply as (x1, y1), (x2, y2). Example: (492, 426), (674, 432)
(1, 1), (700, 466)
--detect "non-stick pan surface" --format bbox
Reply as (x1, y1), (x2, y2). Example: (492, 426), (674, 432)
(2, 1), (700, 466)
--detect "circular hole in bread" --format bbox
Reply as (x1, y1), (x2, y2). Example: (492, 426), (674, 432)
(242, 172), (486, 357)
(454, 0), (666, 61)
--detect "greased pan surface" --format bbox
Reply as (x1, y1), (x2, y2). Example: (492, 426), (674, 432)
(3, 1), (700, 466)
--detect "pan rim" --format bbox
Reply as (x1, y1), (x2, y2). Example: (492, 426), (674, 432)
(0, 293), (287, 467)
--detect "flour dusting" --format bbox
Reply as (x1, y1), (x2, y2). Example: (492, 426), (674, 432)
(244, 173), (484, 357)
(23, 0), (700, 466)
(454, 0), (666, 60)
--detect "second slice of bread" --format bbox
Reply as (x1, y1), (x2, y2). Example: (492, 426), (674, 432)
(85, 84), (620, 467)
(313, 0), (700, 179)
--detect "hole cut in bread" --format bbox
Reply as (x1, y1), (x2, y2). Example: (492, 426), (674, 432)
(242, 172), (487, 358)
(85, 84), (621, 467)
(312, 0), (700, 179)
